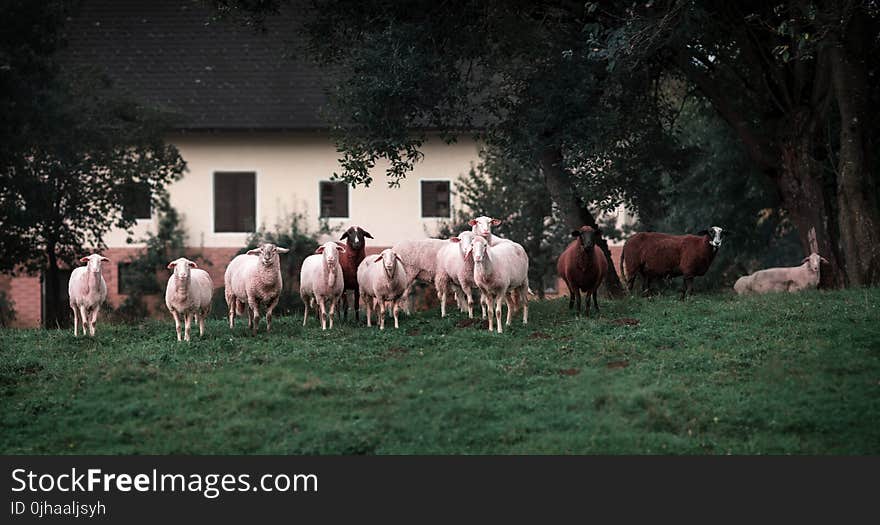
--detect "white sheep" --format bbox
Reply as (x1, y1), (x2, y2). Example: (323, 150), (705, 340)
(471, 235), (529, 333)
(357, 248), (408, 329)
(734, 253), (828, 295)
(391, 238), (450, 313)
(300, 241), (345, 330)
(165, 257), (213, 341)
(68, 254), (109, 337)
(434, 231), (481, 318)
(469, 216), (511, 246)
(224, 243), (289, 335)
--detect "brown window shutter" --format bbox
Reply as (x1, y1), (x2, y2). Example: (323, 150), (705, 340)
(215, 172), (255, 232)
(421, 181), (450, 217)
(320, 181), (348, 218)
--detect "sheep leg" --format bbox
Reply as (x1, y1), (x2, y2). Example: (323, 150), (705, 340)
(88, 307), (99, 336)
(184, 313), (192, 342)
(318, 297), (327, 331)
(302, 296), (309, 327)
(249, 301), (260, 335)
(464, 287), (474, 319)
(328, 296), (336, 329)
(565, 279), (575, 310)
(265, 299), (278, 332)
(521, 285), (529, 324)
(225, 290), (235, 329)
(495, 296), (503, 334)
(198, 312), (206, 336)
(378, 299), (386, 330)
(575, 289), (582, 316)
(439, 285), (448, 318)
(353, 285), (360, 321)
(393, 300), (400, 329)
(171, 310), (182, 341)
(681, 276), (693, 301)
(340, 291), (348, 321)
(485, 293), (494, 332)
(72, 306), (79, 337)
(592, 290), (600, 316)
(505, 294), (513, 326)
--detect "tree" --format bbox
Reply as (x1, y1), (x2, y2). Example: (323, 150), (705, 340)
(610, 0), (880, 286)
(0, 1), (186, 327)
(212, 0), (698, 296)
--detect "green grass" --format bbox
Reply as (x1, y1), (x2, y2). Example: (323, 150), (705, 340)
(1, 289), (878, 454)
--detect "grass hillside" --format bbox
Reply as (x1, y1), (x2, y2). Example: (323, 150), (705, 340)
(1, 289), (878, 454)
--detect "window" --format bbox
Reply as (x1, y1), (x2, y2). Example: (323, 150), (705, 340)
(421, 180), (450, 218)
(319, 181), (349, 218)
(214, 172), (256, 232)
(122, 183), (151, 220)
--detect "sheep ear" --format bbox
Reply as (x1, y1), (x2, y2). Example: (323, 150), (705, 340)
(801, 257), (810, 264)
(571, 230), (581, 238)
(316, 246), (325, 254)
(395, 254), (404, 263)
(361, 229), (373, 239)
(373, 255), (383, 263)
(276, 247), (289, 254)
(491, 218), (502, 226)
(80, 256), (90, 263)
(100, 256), (110, 262)
(450, 237), (460, 243)
(188, 261), (198, 268)
(340, 230), (350, 240)
(246, 248), (261, 256)
(166, 261), (176, 269)
(819, 256), (829, 264)
(337, 245), (346, 254)
(468, 219), (477, 226)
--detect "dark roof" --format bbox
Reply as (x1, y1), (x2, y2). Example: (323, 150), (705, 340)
(64, 0), (329, 130)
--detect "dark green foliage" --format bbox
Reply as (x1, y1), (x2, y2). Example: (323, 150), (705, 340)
(1, 289), (878, 454)
(635, 101), (802, 289)
(0, 0), (186, 326)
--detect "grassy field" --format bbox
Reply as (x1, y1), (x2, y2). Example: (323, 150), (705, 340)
(1, 288), (878, 454)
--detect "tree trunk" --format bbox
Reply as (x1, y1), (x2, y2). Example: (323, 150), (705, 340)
(540, 146), (624, 297)
(776, 127), (840, 288)
(828, 26), (880, 286)
(44, 246), (62, 329)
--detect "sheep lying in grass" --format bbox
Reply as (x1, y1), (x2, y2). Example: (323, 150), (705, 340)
(69, 254), (109, 337)
(357, 248), (407, 330)
(734, 253), (828, 295)
(165, 257), (213, 341)
(224, 243), (289, 335)
(300, 241), (345, 330)
(471, 236), (529, 333)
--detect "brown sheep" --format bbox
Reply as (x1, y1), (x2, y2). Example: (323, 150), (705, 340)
(557, 226), (608, 317)
(335, 226), (373, 320)
(621, 227), (724, 300)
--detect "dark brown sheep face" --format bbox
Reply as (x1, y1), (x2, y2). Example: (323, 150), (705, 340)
(571, 227), (599, 251)
(341, 226), (373, 251)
